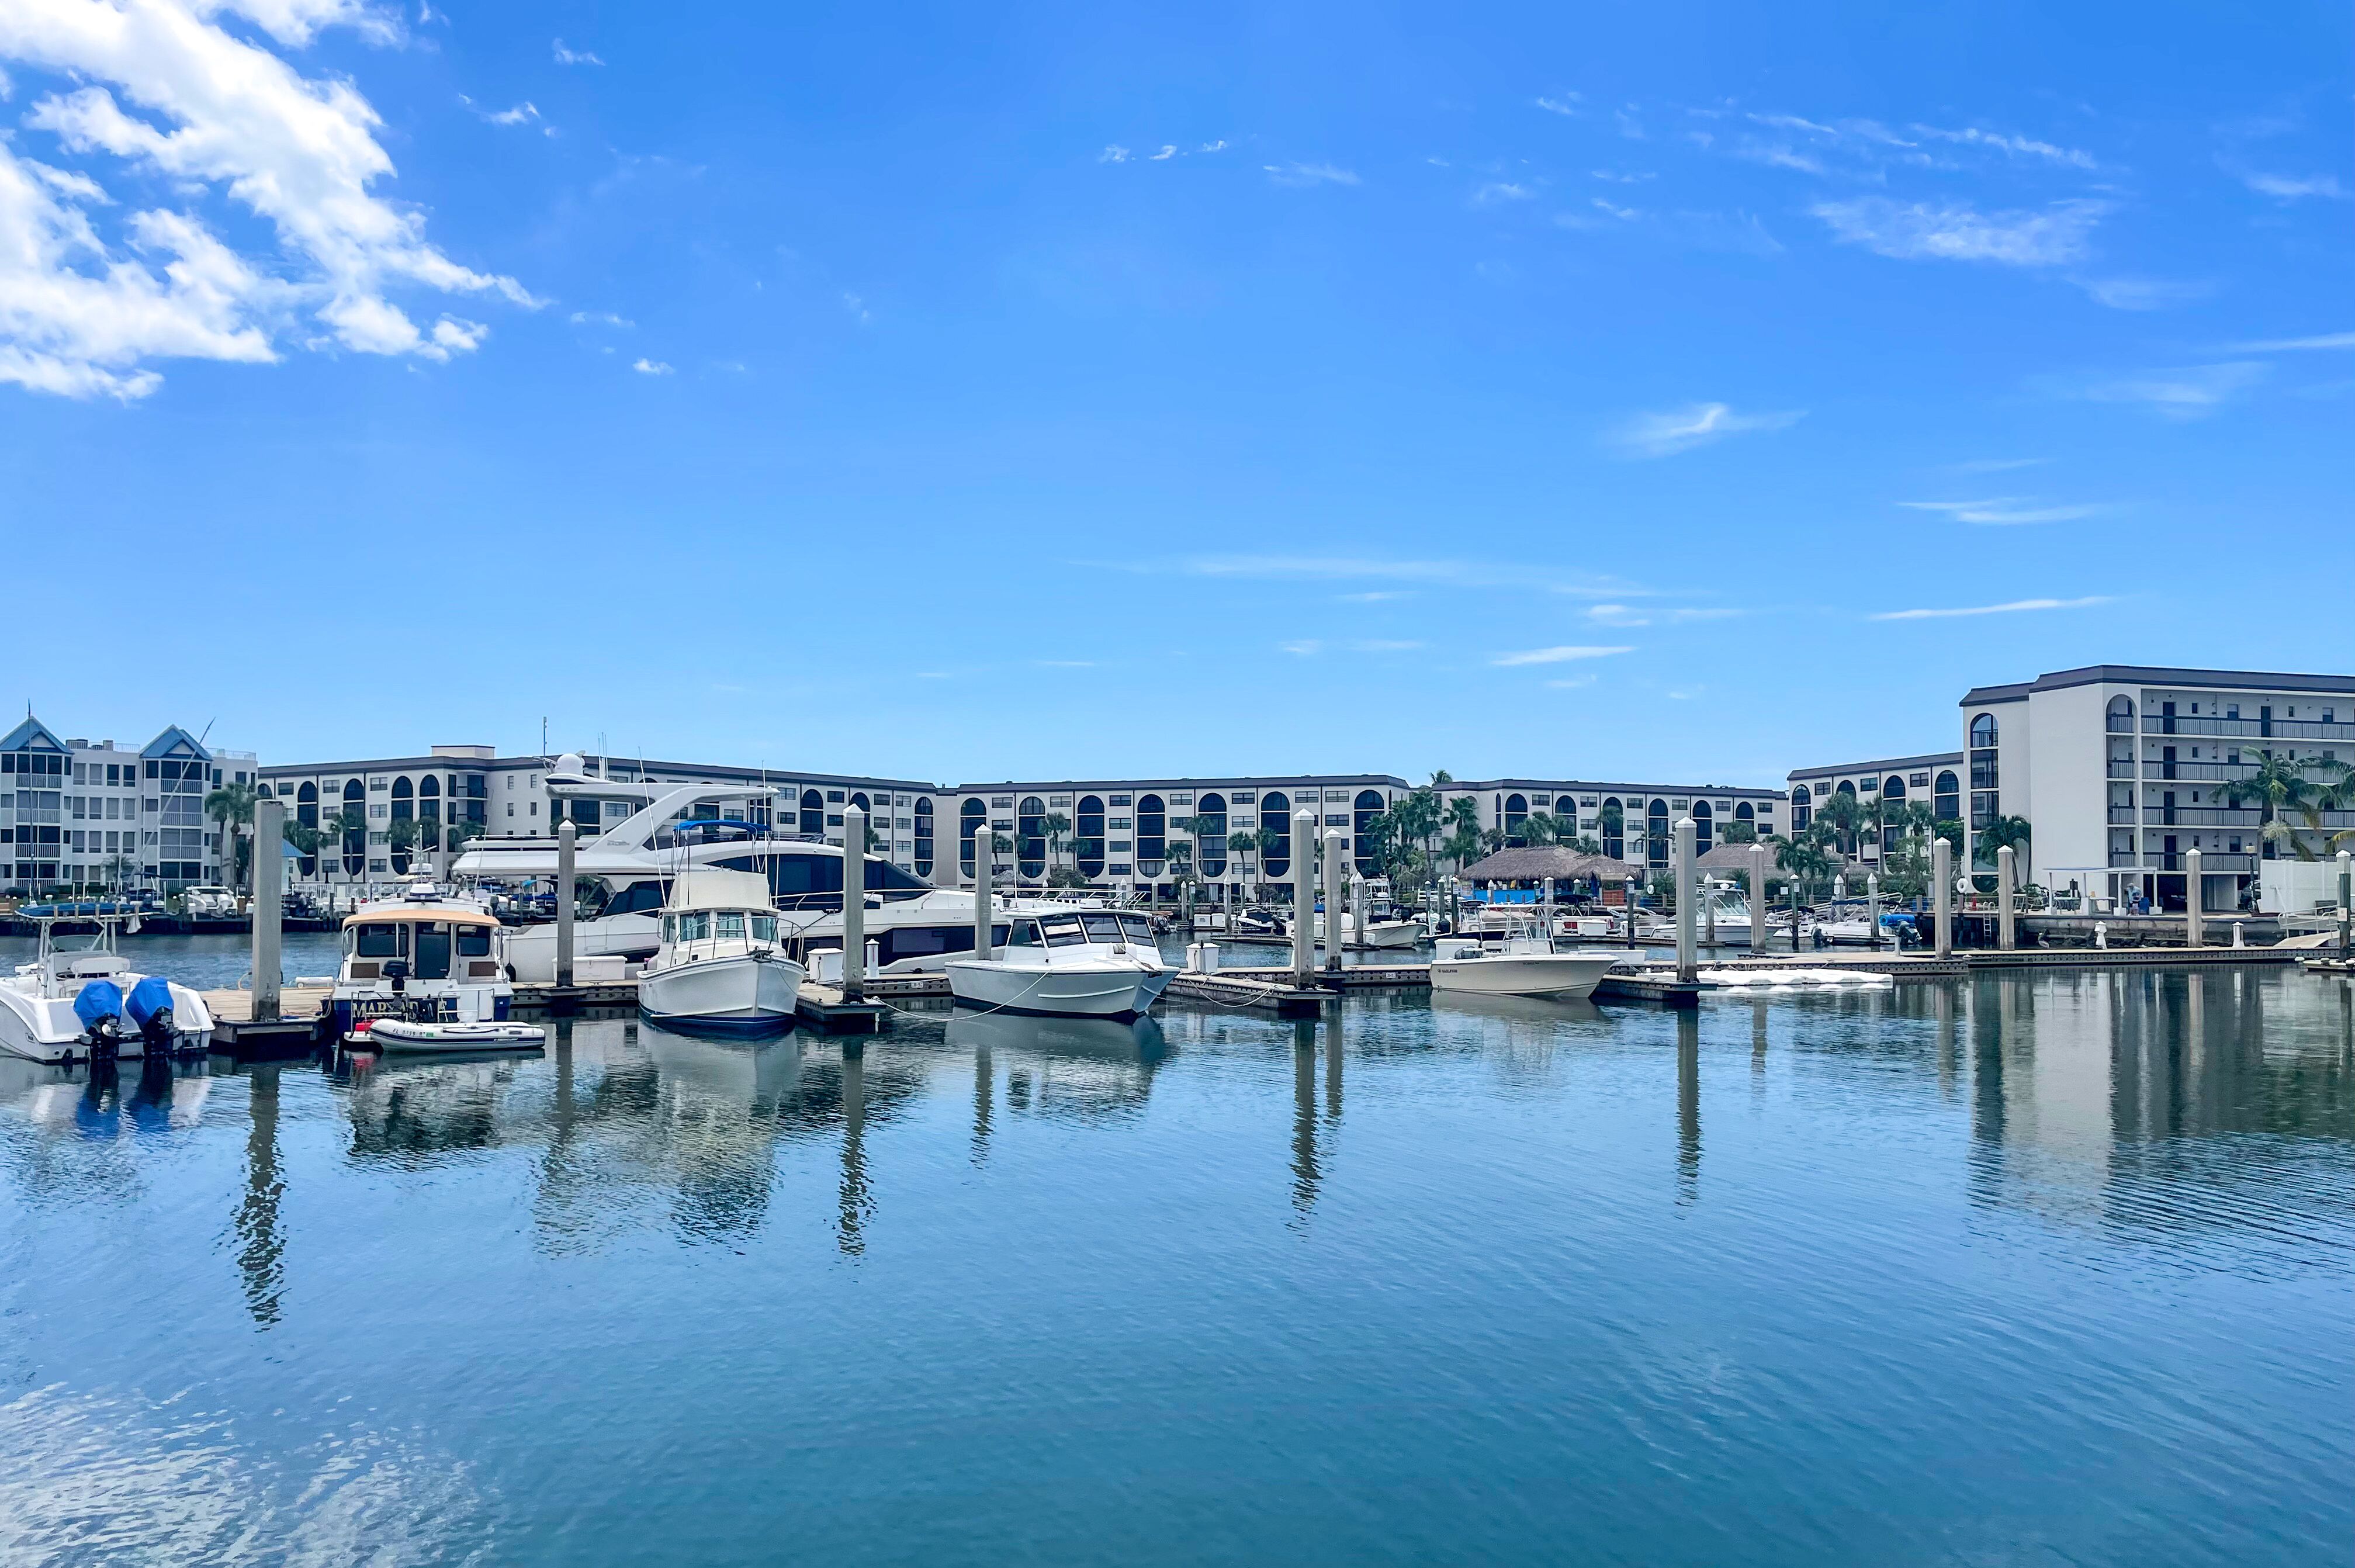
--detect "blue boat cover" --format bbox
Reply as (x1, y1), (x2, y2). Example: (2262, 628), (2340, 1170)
(126, 975), (175, 1029)
(74, 980), (125, 1032)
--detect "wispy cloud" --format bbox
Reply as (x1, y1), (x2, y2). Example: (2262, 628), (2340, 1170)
(1813, 198), (2108, 267)
(2070, 362), (2264, 420)
(472, 100), (541, 127)
(631, 358), (673, 376)
(1492, 645), (1635, 667)
(1264, 162), (1359, 188)
(1536, 93), (1582, 116)
(1897, 498), (2105, 525)
(1337, 590), (1413, 603)
(1911, 123), (2097, 169)
(1546, 676), (1598, 690)
(2083, 276), (2211, 311)
(1279, 639), (1322, 656)
(2230, 331), (2355, 352)
(569, 310), (633, 328)
(1610, 402), (1804, 459)
(1099, 145), (1131, 164)
(1945, 456), (2048, 474)
(553, 39), (603, 66)
(1199, 140), (1228, 153)
(1473, 181), (1534, 205)
(1166, 553), (1642, 598)
(1871, 596), (2112, 621)
(2220, 163), (2350, 202)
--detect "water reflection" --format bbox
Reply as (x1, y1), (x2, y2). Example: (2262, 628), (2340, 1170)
(235, 1063), (285, 1328)
(1676, 1008), (1701, 1204)
(943, 1011), (1170, 1121)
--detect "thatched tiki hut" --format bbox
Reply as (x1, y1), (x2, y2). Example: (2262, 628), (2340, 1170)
(1457, 845), (1647, 904)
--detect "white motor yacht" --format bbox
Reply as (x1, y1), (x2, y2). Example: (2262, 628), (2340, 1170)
(331, 879), (521, 1044)
(0, 915), (216, 1065)
(1314, 912), (1427, 949)
(1428, 919), (1620, 1001)
(639, 869), (806, 1033)
(945, 908), (1172, 1019)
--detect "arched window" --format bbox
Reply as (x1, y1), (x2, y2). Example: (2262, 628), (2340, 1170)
(850, 791), (870, 816)
(800, 789), (824, 837)
(296, 781), (318, 877)
(342, 779), (365, 876)
(1601, 796), (1625, 859)
(1197, 793), (1228, 878)
(1837, 780), (1856, 797)
(960, 798), (985, 876)
(1692, 798), (1713, 854)
(1970, 713), (1997, 748)
(1136, 794), (1166, 878)
(1261, 791), (1291, 880)
(1352, 789), (1384, 874)
(1934, 771), (1960, 823)
(1017, 795), (1046, 878)
(1504, 792), (1529, 842)
(913, 799), (933, 879)
(1646, 799), (1670, 866)
(2106, 695), (2135, 734)
(1076, 795), (1105, 877)
(1791, 785), (1811, 832)
(1736, 801), (1754, 826)
(1883, 775), (1905, 801)
(390, 776), (414, 872)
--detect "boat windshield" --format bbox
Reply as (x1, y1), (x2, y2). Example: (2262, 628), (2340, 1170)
(751, 915), (777, 942)
(1120, 913), (1155, 943)
(457, 926), (491, 958)
(355, 922), (401, 958)
(1080, 913), (1126, 943)
(716, 913), (745, 940)
(1040, 916), (1088, 948)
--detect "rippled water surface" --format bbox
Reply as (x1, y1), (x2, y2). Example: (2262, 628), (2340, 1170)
(4, 961), (2351, 1566)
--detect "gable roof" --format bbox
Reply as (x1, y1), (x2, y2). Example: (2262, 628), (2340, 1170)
(141, 725), (212, 761)
(1, 716), (66, 752)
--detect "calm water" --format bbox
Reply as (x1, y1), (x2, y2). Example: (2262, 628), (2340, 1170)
(2, 958), (2350, 1566)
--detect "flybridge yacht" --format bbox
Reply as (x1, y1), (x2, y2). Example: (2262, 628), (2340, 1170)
(449, 755), (1083, 981)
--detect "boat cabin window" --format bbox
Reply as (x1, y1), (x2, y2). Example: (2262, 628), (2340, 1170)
(456, 925), (492, 958)
(680, 912), (712, 942)
(1009, 920), (1041, 947)
(605, 881), (666, 916)
(1118, 913), (1155, 943)
(751, 915), (778, 942)
(1040, 916), (1088, 948)
(355, 922), (403, 958)
(1080, 913), (1130, 943)
(663, 915), (675, 942)
(716, 912), (745, 939)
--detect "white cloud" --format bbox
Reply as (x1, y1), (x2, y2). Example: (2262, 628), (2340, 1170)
(2230, 330), (2355, 352)
(1098, 145), (1131, 164)
(1336, 590), (1412, 603)
(2223, 165), (2349, 202)
(1910, 123), (2097, 169)
(552, 37), (602, 66)
(2073, 362), (2264, 420)
(1545, 675), (1597, 689)
(1897, 498), (2104, 525)
(1473, 181), (1532, 205)
(1813, 198), (2108, 266)
(631, 357), (671, 375)
(1149, 145), (1176, 161)
(1536, 93), (1581, 116)
(1610, 401), (1804, 458)
(1199, 139), (1227, 153)
(1491, 645), (1634, 666)
(1587, 604), (1649, 627)
(2082, 276), (2209, 311)
(1870, 596), (2112, 621)
(1590, 196), (1639, 220)
(1733, 142), (1825, 175)
(473, 100), (539, 127)
(568, 310), (633, 328)
(1279, 639), (1322, 656)
(0, 0), (529, 399)
(1263, 162), (1358, 187)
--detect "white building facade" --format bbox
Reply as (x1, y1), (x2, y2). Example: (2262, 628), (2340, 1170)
(2, 716), (258, 894)
(258, 746), (936, 886)
(1785, 753), (1965, 868)
(1956, 665), (2354, 914)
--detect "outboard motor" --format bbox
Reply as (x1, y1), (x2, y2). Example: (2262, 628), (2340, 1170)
(383, 958), (410, 994)
(125, 975), (179, 1053)
(73, 979), (126, 1061)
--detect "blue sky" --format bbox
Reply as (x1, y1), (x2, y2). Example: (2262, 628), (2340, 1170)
(3, 1), (2347, 787)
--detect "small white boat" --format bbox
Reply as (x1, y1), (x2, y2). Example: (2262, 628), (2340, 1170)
(1315, 912), (1426, 949)
(1428, 921), (1620, 1000)
(638, 870), (805, 1033)
(1695, 966), (1895, 990)
(946, 908), (1172, 1019)
(365, 1018), (548, 1051)
(0, 915), (215, 1064)
(330, 878), (516, 1042)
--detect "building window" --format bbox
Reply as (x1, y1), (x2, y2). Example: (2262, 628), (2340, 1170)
(1076, 795), (1105, 878)
(1018, 796), (1047, 880)
(913, 799), (934, 879)
(1135, 794), (1166, 878)
(1198, 793), (1228, 879)
(1934, 771), (1959, 823)
(1503, 792), (1529, 842)
(1646, 799), (1670, 866)
(1261, 791), (1291, 879)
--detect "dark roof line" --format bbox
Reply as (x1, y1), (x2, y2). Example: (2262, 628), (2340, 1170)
(1788, 752), (1965, 780)
(1961, 664), (2355, 705)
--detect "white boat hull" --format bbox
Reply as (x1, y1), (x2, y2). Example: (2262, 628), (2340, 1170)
(0, 978), (216, 1065)
(944, 958), (1173, 1019)
(507, 913), (658, 982)
(639, 951), (805, 1030)
(1428, 950), (1618, 1000)
(367, 1019), (548, 1051)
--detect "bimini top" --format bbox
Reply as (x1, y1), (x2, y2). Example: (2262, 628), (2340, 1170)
(664, 868), (775, 914)
(342, 902), (501, 930)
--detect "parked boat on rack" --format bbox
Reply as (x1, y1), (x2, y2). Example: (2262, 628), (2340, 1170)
(1428, 919), (1620, 1000)
(638, 870), (805, 1033)
(0, 914), (214, 1064)
(946, 908), (1172, 1019)
(330, 878), (517, 1043)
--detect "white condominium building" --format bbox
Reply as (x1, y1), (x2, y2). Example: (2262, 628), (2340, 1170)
(2, 715), (258, 894)
(258, 746), (936, 885)
(1956, 665), (2354, 915)
(1785, 753), (1965, 867)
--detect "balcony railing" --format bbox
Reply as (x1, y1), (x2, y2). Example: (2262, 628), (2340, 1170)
(2143, 761), (2257, 783)
(2107, 806), (2138, 825)
(2142, 807), (2261, 828)
(2143, 715), (2352, 741)
(2105, 760), (2136, 779)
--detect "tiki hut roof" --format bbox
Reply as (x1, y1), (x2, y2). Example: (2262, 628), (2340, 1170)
(1459, 846), (1646, 884)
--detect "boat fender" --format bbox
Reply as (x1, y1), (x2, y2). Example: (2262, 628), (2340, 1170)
(125, 975), (178, 1045)
(74, 979), (125, 1055)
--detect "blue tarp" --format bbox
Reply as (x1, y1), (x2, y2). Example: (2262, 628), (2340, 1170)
(73, 980), (124, 1033)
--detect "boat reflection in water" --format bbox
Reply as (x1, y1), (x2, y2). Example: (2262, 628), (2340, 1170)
(944, 1009), (1171, 1121)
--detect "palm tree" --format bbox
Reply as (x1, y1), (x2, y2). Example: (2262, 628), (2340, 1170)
(204, 779), (258, 900)
(1771, 832), (1834, 905)
(1039, 811), (1073, 878)
(101, 851), (138, 895)
(1974, 814), (2032, 869)
(384, 815), (425, 873)
(2225, 750), (2354, 861)
(1515, 811), (1561, 847)
(1814, 790), (1865, 859)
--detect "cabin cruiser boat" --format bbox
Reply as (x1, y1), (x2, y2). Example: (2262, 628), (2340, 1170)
(638, 869), (805, 1032)
(1315, 911), (1427, 949)
(1428, 919), (1620, 1001)
(0, 914), (215, 1065)
(946, 908), (1172, 1019)
(330, 878), (524, 1045)
(450, 759), (1069, 981)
